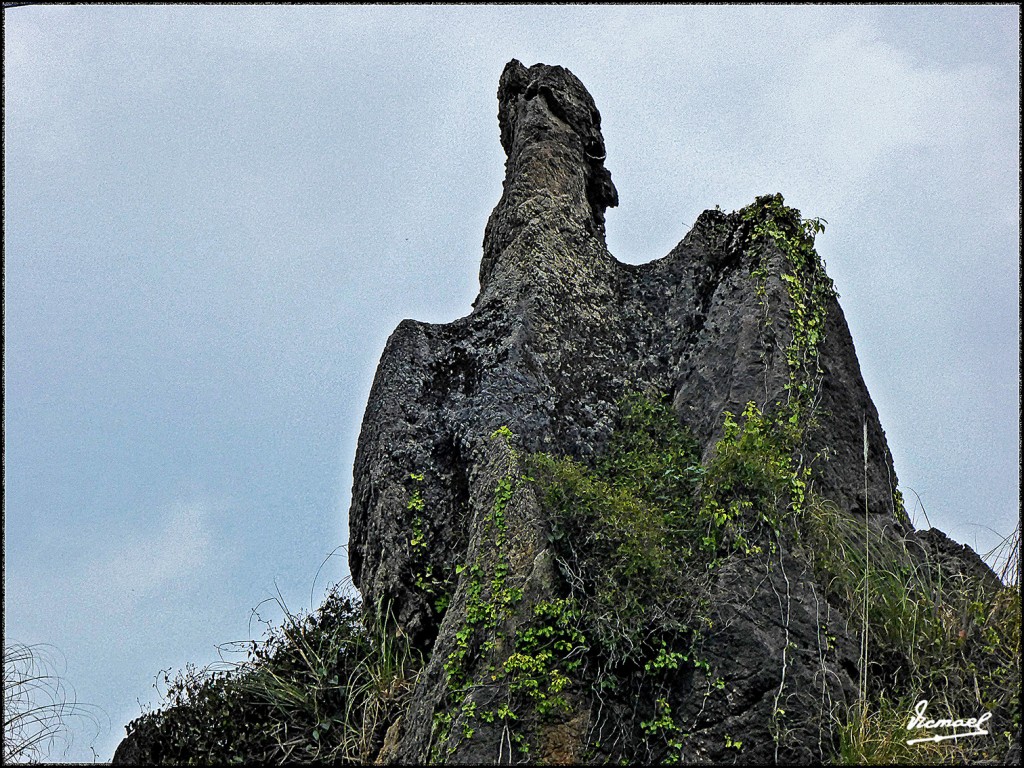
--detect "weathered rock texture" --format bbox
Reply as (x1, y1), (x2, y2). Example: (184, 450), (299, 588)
(113, 59), (1015, 766)
(347, 60), (937, 764)
(350, 58), (904, 648)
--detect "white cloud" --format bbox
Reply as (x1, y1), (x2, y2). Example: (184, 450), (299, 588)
(780, 21), (1007, 196)
(76, 501), (220, 616)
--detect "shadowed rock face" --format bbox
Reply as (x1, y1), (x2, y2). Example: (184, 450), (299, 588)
(346, 60), (924, 763)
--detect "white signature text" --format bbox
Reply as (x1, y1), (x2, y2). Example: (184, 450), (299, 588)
(905, 698), (992, 745)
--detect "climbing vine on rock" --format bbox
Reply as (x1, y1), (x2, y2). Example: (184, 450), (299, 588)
(431, 426), (528, 760)
(526, 393), (802, 762)
(406, 472), (454, 617)
(741, 192), (836, 420)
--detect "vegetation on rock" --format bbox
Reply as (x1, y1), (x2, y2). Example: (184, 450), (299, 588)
(115, 194), (1019, 765)
(117, 589), (421, 764)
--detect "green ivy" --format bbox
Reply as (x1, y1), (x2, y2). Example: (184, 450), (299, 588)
(740, 193), (836, 419)
(504, 599), (587, 717)
(405, 472), (454, 619)
(431, 426), (527, 760)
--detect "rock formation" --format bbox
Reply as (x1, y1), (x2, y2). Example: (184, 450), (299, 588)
(113, 60), (1017, 765)
(346, 60), (1012, 765)
(351, 60), (891, 763)
(349, 58), (906, 657)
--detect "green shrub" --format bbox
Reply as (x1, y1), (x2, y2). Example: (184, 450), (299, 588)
(123, 586), (420, 764)
(528, 393), (706, 672)
(525, 393), (789, 762)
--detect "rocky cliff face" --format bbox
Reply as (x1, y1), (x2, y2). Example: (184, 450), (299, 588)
(349, 59), (905, 650)
(114, 60), (1017, 766)
(346, 60), (930, 764)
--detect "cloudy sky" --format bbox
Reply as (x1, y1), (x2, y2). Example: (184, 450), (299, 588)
(3, 5), (1018, 762)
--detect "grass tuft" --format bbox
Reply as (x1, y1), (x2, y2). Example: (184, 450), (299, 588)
(3, 642), (107, 764)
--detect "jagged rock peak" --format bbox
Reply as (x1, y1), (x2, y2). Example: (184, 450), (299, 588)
(497, 60), (617, 215)
(478, 60), (618, 304)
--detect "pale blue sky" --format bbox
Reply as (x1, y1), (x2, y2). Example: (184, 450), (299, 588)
(3, 5), (1019, 762)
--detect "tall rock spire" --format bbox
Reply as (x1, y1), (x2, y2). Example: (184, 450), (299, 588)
(113, 60), (1012, 766)
(478, 60), (618, 307)
(343, 60), (918, 763)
